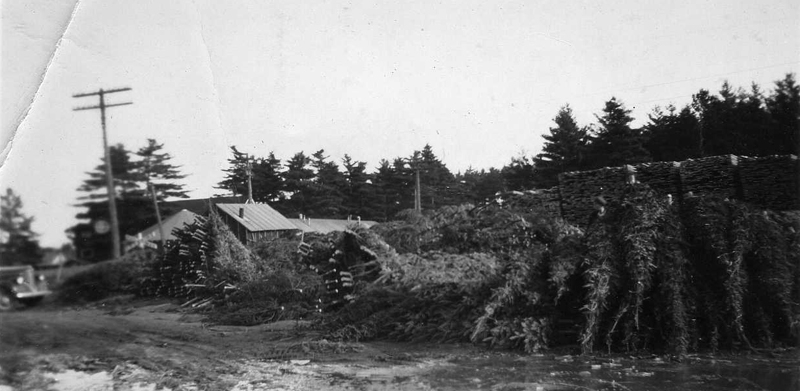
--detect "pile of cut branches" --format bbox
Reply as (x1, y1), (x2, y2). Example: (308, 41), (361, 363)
(153, 212), (324, 324)
(317, 184), (799, 355)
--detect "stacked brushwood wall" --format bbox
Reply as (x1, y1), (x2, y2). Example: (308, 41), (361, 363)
(739, 155), (800, 210)
(550, 154), (799, 227)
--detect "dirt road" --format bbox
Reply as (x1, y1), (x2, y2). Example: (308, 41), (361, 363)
(1, 299), (798, 391)
(0, 298), (484, 390)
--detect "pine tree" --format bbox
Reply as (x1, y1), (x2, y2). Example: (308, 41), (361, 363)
(135, 139), (190, 201)
(216, 146), (283, 203)
(280, 152), (314, 216)
(0, 188), (42, 266)
(642, 105), (702, 162)
(502, 154), (535, 191)
(532, 105), (589, 187)
(457, 167), (505, 204)
(372, 159), (406, 221)
(342, 154), (378, 220)
(70, 144), (146, 261)
(767, 73), (800, 155)
(306, 149), (346, 217)
(587, 97), (651, 168)
(216, 146), (251, 198)
(414, 144), (458, 209)
(251, 152), (284, 203)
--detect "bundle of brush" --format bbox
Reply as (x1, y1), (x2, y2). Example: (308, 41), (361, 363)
(298, 225), (394, 308)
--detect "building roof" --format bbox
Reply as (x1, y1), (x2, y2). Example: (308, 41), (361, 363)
(162, 196), (244, 216)
(216, 203), (297, 232)
(288, 218), (378, 234)
(139, 209), (201, 241)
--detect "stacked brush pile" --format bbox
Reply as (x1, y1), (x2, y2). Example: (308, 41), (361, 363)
(558, 167), (628, 227)
(150, 212), (323, 325)
(139, 182), (800, 354)
(311, 182), (799, 355)
(679, 154), (739, 199)
(738, 154), (799, 210)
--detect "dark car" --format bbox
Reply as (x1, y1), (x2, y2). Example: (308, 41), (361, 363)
(0, 265), (52, 311)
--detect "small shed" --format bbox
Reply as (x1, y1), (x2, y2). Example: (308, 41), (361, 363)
(215, 203), (298, 245)
(288, 217), (378, 234)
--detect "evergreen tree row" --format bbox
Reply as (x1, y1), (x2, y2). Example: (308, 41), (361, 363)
(529, 73), (799, 187)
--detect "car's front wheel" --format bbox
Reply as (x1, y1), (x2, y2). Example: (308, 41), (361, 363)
(0, 290), (15, 311)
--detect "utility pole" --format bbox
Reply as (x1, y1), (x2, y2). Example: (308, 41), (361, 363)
(73, 87), (132, 260)
(244, 156), (254, 204)
(148, 182), (166, 251)
(414, 168), (421, 213)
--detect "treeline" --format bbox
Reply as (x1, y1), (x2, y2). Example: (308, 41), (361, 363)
(219, 74), (799, 220)
(68, 74), (798, 260)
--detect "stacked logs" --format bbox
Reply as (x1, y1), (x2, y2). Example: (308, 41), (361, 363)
(738, 155), (799, 210)
(634, 161), (681, 197)
(300, 229), (385, 309)
(679, 155), (738, 200)
(156, 216), (212, 298)
(558, 167), (627, 227)
(497, 188), (562, 218)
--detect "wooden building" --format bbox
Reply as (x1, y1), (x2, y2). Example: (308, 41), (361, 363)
(215, 203), (298, 245)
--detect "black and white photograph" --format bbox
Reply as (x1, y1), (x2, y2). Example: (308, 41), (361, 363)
(1, 0), (798, 389)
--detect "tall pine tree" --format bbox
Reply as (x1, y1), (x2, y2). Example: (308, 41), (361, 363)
(532, 105), (589, 187)
(306, 149), (346, 217)
(642, 105), (702, 162)
(767, 73), (800, 155)
(216, 146), (283, 203)
(70, 144), (147, 261)
(136, 138), (189, 203)
(280, 152), (314, 216)
(587, 97), (651, 169)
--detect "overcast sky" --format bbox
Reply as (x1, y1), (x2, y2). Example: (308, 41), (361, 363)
(1, 0), (798, 247)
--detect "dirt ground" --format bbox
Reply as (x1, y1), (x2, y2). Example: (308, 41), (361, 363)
(1, 298), (798, 391)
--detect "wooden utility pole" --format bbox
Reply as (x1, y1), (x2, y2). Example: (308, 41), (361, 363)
(73, 87), (132, 260)
(414, 168), (421, 213)
(244, 156), (254, 204)
(148, 182), (166, 251)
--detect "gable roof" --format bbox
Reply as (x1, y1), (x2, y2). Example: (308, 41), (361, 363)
(288, 218), (378, 234)
(216, 203), (297, 232)
(139, 209), (201, 241)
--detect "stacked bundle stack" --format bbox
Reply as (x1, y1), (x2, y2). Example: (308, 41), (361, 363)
(300, 228), (389, 308)
(558, 167), (627, 227)
(739, 155), (800, 210)
(679, 155), (738, 199)
(156, 216), (212, 298)
(498, 188), (562, 218)
(634, 161), (681, 197)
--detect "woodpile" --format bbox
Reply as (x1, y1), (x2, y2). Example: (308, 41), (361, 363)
(558, 167), (627, 227)
(497, 188), (562, 218)
(739, 155), (799, 210)
(634, 161), (681, 197)
(679, 155), (738, 200)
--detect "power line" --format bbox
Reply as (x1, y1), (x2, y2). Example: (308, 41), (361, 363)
(581, 60), (800, 98)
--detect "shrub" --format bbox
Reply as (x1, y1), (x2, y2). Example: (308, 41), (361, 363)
(57, 249), (159, 304)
